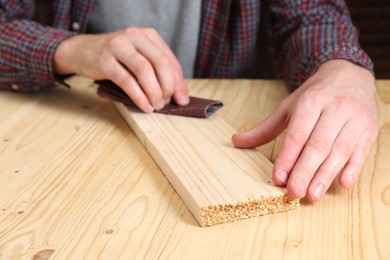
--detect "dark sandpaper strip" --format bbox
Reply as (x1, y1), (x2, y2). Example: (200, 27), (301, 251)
(96, 80), (223, 118)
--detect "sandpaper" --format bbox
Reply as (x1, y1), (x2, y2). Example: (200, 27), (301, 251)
(96, 80), (223, 118)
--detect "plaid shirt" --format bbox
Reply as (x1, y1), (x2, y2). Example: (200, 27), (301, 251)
(0, 0), (373, 92)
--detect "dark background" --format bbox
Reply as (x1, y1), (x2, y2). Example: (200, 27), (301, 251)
(346, 0), (390, 78)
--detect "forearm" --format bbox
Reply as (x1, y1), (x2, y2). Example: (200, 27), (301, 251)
(270, 0), (374, 90)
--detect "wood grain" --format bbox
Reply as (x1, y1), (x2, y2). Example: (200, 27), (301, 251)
(0, 77), (389, 259)
(114, 102), (298, 226)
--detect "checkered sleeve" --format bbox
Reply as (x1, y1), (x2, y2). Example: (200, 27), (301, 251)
(0, 1), (76, 91)
(270, 0), (374, 91)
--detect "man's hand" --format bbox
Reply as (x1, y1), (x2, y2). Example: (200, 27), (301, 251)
(232, 60), (378, 202)
(54, 27), (189, 112)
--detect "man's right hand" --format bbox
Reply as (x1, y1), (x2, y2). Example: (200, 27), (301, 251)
(54, 27), (189, 112)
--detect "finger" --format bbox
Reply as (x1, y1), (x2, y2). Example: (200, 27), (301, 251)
(138, 30), (178, 96)
(172, 79), (190, 106)
(143, 28), (189, 105)
(110, 32), (166, 109)
(272, 101), (322, 188)
(305, 120), (363, 201)
(231, 105), (288, 148)
(338, 127), (376, 189)
(105, 58), (154, 113)
(285, 110), (351, 198)
(117, 49), (165, 110)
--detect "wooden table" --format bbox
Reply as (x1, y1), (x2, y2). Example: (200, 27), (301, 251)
(0, 77), (389, 259)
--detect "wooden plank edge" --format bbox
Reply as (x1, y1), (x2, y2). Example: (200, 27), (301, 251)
(114, 102), (299, 226)
(200, 194), (299, 226)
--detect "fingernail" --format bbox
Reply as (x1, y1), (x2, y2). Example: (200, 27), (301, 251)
(144, 104), (154, 113)
(313, 183), (324, 199)
(344, 174), (354, 187)
(278, 170), (289, 184)
(177, 94), (189, 106)
(155, 99), (165, 110)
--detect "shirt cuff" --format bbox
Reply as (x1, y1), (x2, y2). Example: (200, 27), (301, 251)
(287, 45), (374, 91)
(28, 29), (77, 84)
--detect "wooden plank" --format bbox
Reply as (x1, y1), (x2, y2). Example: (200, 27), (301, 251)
(1, 78), (389, 258)
(114, 102), (299, 226)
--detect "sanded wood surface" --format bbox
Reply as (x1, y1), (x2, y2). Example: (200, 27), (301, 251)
(114, 102), (298, 226)
(0, 77), (389, 259)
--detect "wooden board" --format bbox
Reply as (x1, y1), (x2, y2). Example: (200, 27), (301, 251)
(114, 102), (299, 226)
(1, 78), (389, 258)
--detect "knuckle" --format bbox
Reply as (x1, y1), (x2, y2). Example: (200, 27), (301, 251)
(131, 92), (145, 104)
(301, 87), (324, 106)
(124, 27), (143, 36)
(319, 167), (337, 181)
(116, 74), (133, 88)
(357, 145), (370, 159)
(165, 81), (175, 96)
(336, 141), (354, 159)
(296, 165), (314, 179)
(357, 136), (374, 157)
(349, 152), (364, 166)
(106, 36), (124, 49)
(332, 96), (352, 112)
(274, 158), (294, 171)
(143, 27), (158, 35)
(156, 53), (171, 66)
(308, 137), (331, 155)
(160, 81), (175, 97)
(158, 66), (176, 96)
(288, 129), (307, 146)
(133, 59), (152, 76)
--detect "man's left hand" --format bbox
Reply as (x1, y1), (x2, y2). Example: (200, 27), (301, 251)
(232, 60), (378, 202)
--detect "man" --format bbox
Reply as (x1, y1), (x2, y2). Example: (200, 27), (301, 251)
(0, 0), (378, 202)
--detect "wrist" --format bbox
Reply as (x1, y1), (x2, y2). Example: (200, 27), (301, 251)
(53, 35), (85, 75)
(319, 59), (375, 81)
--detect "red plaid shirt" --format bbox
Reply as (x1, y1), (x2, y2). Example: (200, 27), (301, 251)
(0, 0), (373, 92)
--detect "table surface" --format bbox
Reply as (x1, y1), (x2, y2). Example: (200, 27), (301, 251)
(0, 77), (389, 259)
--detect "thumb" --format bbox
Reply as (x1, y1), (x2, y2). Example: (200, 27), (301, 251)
(232, 106), (288, 148)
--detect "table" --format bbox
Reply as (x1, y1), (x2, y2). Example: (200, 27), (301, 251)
(0, 77), (389, 259)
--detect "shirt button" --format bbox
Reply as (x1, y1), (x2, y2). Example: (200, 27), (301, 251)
(72, 22), (80, 31)
(11, 84), (19, 90)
